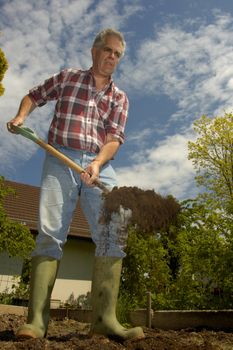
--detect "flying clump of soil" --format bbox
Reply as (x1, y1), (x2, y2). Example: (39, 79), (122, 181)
(102, 186), (181, 233)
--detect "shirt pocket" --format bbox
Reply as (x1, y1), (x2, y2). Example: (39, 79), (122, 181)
(97, 97), (115, 121)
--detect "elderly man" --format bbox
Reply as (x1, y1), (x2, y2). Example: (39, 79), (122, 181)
(7, 28), (144, 341)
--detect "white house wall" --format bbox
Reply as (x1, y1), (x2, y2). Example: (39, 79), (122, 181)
(52, 238), (95, 303)
(0, 237), (95, 304)
(0, 252), (23, 293)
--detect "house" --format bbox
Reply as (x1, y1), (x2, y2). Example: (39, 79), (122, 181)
(0, 180), (95, 304)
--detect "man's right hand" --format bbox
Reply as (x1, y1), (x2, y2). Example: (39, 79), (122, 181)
(6, 117), (24, 133)
(6, 94), (36, 133)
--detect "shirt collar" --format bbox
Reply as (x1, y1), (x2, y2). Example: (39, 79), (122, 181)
(88, 67), (113, 89)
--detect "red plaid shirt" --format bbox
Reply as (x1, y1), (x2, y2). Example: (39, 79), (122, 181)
(29, 68), (129, 154)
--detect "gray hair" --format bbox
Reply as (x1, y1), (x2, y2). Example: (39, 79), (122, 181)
(92, 28), (126, 56)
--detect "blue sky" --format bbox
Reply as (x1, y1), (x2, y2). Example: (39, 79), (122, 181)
(1, 0), (233, 200)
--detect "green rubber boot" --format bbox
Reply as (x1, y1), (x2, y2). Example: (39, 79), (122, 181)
(16, 256), (59, 339)
(90, 256), (145, 341)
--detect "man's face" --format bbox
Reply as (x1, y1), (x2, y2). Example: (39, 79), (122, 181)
(92, 35), (124, 77)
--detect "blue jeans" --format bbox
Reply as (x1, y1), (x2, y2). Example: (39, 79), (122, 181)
(32, 147), (128, 260)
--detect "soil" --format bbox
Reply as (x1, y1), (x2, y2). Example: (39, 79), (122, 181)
(102, 186), (180, 232)
(1, 314), (233, 350)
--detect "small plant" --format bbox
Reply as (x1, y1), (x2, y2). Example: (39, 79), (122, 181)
(77, 292), (91, 309)
(64, 292), (91, 309)
(0, 289), (13, 305)
(0, 258), (31, 306)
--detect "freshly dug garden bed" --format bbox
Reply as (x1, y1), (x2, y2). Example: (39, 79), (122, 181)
(1, 314), (233, 349)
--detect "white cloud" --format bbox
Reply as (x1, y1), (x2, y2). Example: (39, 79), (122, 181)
(116, 131), (196, 200)
(127, 128), (153, 143)
(119, 11), (233, 121)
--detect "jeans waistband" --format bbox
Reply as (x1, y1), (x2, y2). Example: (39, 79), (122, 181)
(52, 144), (97, 158)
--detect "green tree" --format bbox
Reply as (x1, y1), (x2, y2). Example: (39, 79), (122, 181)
(120, 227), (172, 310)
(172, 199), (233, 309)
(0, 47), (8, 96)
(115, 190), (181, 313)
(0, 177), (35, 259)
(188, 113), (233, 213)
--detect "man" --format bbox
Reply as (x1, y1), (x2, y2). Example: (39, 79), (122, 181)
(7, 28), (144, 340)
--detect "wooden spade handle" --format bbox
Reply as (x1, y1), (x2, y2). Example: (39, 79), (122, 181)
(10, 124), (110, 194)
(36, 139), (109, 194)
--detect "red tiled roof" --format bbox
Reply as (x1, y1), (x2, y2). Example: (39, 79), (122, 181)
(3, 180), (91, 239)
